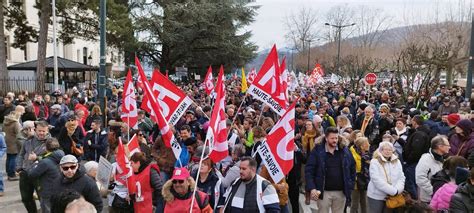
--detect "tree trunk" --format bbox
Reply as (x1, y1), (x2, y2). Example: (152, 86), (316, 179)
(0, 1), (10, 93)
(35, 0), (51, 94)
(446, 66), (453, 88)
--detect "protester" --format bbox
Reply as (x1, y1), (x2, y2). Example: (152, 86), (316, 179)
(259, 165), (290, 213)
(3, 109), (23, 181)
(83, 119), (108, 162)
(58, 114), (84, 158)
(221, 144), (246, 189)
(27, 138), (65, 213)
(152, 137), (176, 181)
(53, 154), (103, 212)
(16, 120), (51, 212)
(194, 157), (224, 211)
(305, 127), (356, 213)
(350, 137), (371, 213)
(162, 167), (212, 212)
(449, 168), (474, 212)
(367, 142), (405, 213)
(403, 115), (432, 199)
(221, 156), (280, 212)
(130, 151), (164, 213)
(0, 132), (6, 196)
(449, 119), (474, 159)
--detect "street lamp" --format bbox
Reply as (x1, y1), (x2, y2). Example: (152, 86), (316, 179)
(325, 22), (356, 74)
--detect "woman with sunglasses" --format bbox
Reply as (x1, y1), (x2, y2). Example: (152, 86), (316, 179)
(130, 152), (164, 213)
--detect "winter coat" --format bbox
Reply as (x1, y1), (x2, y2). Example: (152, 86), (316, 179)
(350, 146), (370, 190)
(27, 150), (65, 199)
(403, 125), (432, 165)
(3, 113), (22, 154)
(32, 101), (49, 120)
(0, 103), (15, 124)
(260, 165), (289, 206)
(53, 166), (103, 212)
(354, 114), (379, 145)
(431, 169), (451, 195)
(152, 139), (176, 177)
(449, 182), (474, 213)
(367, 151), (405, 201)
(131, 161), (163, 211)
(47, 114), (62, 137)
(195, 170), (225, 210)
(437, 103), (458, 116)
(58, 126), (84, 157)
(449, 132), (474, 159)
(84, 114), (102, 131)
(430, 182), (457, 211)
(415, 150), (444, 202)
(222, 161), (241, 189)
(304, 135), (356, 204)
(83, 129), (108, 162)
(162, 178), (212, 213)
(16, 133), (50, 171)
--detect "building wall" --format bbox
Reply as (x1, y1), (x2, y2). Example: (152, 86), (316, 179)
(4, 0), (125, 72)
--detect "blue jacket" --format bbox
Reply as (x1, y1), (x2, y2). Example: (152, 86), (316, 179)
(0, 133), (6, 158)
(84, 129), (108, 162)
(305, 135), (356, 205)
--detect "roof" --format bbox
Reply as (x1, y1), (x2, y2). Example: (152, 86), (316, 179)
(7, 56), (99, 72)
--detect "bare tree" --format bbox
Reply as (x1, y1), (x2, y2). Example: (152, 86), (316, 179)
(284, 7), (319, 52)
(35, 0), (51, 94)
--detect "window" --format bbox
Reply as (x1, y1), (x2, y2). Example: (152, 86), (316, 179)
(83, 47), (88, 64)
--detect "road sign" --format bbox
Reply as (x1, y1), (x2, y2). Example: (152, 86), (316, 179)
(365, 73), (377, 85)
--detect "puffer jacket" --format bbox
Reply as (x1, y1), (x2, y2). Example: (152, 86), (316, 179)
(367, 151), (405, 201)
(449, 132), (474, 159)
(28, 149), (65, 198)
(53, 166), (103, 212)
(430, 182), (457, 211)
(16, 133), (50, 171)
(415, 150), (444, 202)
(3, 113), (22, 154)
(449, 182), (474, 213)
(162, 178), (212, 213)
(305, 135), (356, 204)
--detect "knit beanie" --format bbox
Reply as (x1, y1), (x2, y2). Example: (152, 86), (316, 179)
(447, 113), (461, 126)
(456, 119), (472, 135)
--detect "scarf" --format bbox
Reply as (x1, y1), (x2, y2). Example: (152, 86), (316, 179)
(360, 116), (372, 135)
(395, 127), (407, 136)
(66, 121), (78, 136)
(431, 149), (445, 163)
(302, 129), (318, 153)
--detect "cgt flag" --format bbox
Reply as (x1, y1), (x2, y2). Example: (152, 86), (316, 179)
(278, 57), (289, 107)
(257, 100), (297, 183)
(247, 68), (256, 84)
(247, 44), (287, 116)
(127, 134), (141, 157)
(121, 69), (138, 129)
(205, 67), (229, 163)
(135, 57), (183, 164)
(204, 66), (214, 95)
(115, 138), (135, 193)
(141, 69), (192, 125)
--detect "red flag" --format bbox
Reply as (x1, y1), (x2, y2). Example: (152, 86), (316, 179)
(247, 44), (287, 116)
(257, 100), (297, 183)
(127, 134), (141, 156)
(135, 57), (183, 163)
(115, 138), (134, 192)
(278, 57), (289, 107)
(204, 66), (214, 95)
(247, 68), (257, 84)
(121, 69), (138, 129)
(206, 67), (229, 163)
(141, 69), (192, 125)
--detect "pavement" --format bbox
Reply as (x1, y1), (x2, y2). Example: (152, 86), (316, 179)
(0, 154), (319, 213)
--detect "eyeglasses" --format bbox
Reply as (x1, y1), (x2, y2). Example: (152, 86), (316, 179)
(61, 165), (77, 171)
(172, 180), (185, 184)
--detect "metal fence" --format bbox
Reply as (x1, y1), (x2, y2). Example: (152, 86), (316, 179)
(0, 77), (68, 96)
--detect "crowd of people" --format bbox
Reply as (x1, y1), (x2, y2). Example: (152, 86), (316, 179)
(0, 79), (474, 213)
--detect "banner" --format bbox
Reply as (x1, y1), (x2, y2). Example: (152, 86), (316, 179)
(121, 69), (138, 129)
(257, 101), (296, 183)
(247, 44), (287, 116)
(204, 66), (214, 95)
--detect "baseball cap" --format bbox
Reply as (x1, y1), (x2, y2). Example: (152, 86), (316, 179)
(60, 155), (78, 165)
(171, 167), (190, 180)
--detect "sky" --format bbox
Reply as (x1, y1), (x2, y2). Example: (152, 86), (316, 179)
(246, 0), (472, 51)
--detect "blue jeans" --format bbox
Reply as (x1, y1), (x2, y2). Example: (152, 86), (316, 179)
(6, 153), (17, 177)
(0, 166), (3, 192)
(404, 163), (418, 200)
(280, 204), (289, 213)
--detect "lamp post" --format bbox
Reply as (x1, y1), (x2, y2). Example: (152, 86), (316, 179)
(88, 55), (92, 89)
(325, 22), (356, 74)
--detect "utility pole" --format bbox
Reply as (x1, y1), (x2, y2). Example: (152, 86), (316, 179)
(465, 14), (474, 101)
(325, 22), (356, 74)
(99, 0), (107, 124)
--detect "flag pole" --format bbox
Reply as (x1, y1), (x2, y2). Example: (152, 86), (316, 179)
(189, 138), (208, 213)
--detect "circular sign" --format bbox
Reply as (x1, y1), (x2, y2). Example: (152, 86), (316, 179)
(365, 73), (377, 85)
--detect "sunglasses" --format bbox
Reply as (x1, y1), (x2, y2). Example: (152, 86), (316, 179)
(172, 180), (185, 184)
(61, 165), (77, 171)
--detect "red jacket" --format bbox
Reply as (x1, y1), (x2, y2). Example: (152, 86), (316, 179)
(33, 102), (49, 120)
(132, 164), (160, 213)
(74, 104), (89, 125)
(162, 179), (213, 213)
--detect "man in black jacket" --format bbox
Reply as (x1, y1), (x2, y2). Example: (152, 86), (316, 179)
(83, 119), (108, 162)
(53, 155), (103, 212)
(403, 115), (432, 200)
